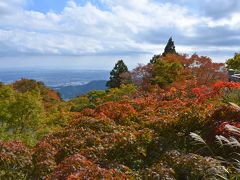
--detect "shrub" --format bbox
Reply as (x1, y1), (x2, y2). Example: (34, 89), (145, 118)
(96, 101), (137, 125)
(49, 154), (127, 179)
(107, 129), (155, 169)
(140, 162), (176, 180)
(32, 141), (57, 179)
(0, 141), (33, 179)
(163, 150), (227, 179)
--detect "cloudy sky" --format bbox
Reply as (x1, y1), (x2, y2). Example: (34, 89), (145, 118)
(0, 0), (239, 70)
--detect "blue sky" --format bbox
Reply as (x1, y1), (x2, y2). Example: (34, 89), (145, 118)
(0, 0), (239, 70)
(27, 0), (107, 13)
(27, 0), (67, 13)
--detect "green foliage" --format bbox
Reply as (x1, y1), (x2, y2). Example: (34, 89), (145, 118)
(141, 162), (176, 180)
(70, 96), (93, 112)
(106, 60), (129, 88)
(70, 84), (137, 112)
(0, 90), (46, 145)
(7, 92), (44, 133)
(105, 84), (137, 101)
(152, 59), (183, 87)
(162, 37), (176, 57)
(86, 90), (106, 103)
(223, 89), (240, 105)
(107, 129), (155, 169)
(226, 53), (240, 70)
(0, 86), (15, 125)
(0, 81), (66, 146)
(149, 54), (161, 64)
(70, 90), (106, 112)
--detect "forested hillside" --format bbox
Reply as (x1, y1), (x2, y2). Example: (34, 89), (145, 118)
(1, 47), (240, 179)
(54, 80), (107, 100)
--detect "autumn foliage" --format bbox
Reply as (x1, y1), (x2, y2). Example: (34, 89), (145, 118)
(1, 53), (240, 179)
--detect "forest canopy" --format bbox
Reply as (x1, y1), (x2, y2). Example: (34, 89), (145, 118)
(1, 39), (240, 179)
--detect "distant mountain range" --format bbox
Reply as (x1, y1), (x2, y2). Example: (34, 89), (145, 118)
(54, 80), (107, 100)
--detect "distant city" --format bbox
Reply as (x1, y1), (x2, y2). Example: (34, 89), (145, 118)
(0, 69), (109, 87)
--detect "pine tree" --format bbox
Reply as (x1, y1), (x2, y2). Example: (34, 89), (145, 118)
(162, 37), (176, 56)
(106, 60), (129, 88)
(149, 54), (161, 64)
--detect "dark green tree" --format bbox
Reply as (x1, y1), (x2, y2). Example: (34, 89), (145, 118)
(162, 37), (176, 57)
(149, 54), (161, 64)
(106, 60), (129, 88)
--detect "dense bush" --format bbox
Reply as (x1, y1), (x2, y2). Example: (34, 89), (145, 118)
(163, 150), (227, 179)
(49, 154), (127, 179)
(0, 141), (33, 179)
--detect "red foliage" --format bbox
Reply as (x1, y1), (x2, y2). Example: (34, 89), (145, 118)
(191, 81), (240, 103)
(131, 64), (153, 91)
(48, 154), (127, 179)
(47, 89), (62, 101)
(215, 122), (240, 138)
(205, 105), (240, 142)
(131, 54), (227, 92)
(32, 141), (58, 178)
(0, 141), (33, 178)
(187, 54), (227, 85)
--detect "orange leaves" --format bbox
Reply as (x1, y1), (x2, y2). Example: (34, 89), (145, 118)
(81, 108), (95, 117)
(191, 81), (240, 103)
(47, 89), (61, 101)
(96, 101), (137, 124)
(191, 86), (210, 102)
(163, 53), (187, 64)
(213, 81), (240, 91)
(192, 87), (203, 96)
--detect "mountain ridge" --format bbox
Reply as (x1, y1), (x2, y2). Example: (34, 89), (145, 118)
(54, 80), (107, 100)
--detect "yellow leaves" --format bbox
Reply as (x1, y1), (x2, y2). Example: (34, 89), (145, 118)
(170, 87), (177, 93)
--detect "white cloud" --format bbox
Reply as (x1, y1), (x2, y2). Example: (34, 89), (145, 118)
(207, 13), (240, 29)
(0, 0), (26, 18)
(0, 0), (239, 63)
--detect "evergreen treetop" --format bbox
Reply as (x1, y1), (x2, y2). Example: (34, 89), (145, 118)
(162, 37), (176, 57)
(106, 60), (129, 88)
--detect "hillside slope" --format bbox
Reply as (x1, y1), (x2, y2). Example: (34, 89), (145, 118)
(54, 80), (107, 100)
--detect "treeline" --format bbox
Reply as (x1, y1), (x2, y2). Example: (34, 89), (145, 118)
(1, 38), (240, 179)
(106, 37), (227, 89)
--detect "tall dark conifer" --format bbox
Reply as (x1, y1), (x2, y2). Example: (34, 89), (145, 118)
(106, 60), (129, 88)
(162, 37), (176, 56)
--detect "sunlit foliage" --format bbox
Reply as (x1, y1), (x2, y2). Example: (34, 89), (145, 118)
(226, 53), (240, 70)
(0, 52), (239, 179)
